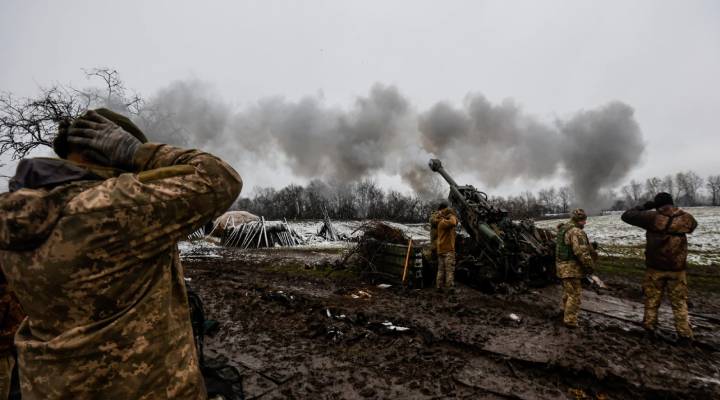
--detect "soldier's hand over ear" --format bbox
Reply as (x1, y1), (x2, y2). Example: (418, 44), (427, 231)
(67, 110), (141, 170)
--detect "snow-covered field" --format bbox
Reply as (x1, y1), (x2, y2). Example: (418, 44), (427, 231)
(537, 207), (720, 266)
(288, 220), (430, 243)
(179, 220), (430, 257)
(180, 207), (720, 266)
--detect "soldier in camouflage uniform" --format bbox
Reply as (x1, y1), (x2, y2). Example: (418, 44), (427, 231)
(621, 192), (697, 342)
(556, 208), (597, 328)
(0, 109), (242, 399)
(436, 202), (458, 289)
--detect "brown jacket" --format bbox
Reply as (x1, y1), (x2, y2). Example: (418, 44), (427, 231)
(621, 207), (697, 271)
(0, 143), (241, 399)
(436, 209), (458, 255)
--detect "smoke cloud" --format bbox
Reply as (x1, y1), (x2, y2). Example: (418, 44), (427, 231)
(136, 81), (645, 210)
(418, 95), (645, 210)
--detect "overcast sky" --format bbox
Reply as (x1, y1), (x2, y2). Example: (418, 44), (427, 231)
(1, 0), (719, 195)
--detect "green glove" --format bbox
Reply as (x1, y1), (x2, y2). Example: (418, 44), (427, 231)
(67, 110), (141, 170)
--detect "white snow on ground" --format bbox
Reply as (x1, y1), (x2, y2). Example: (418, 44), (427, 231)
(179, 220), (429, 257)
(286, 220), (430, 243)
(178, 239), (223, 258)
(179, 207), (720, 266)
(537, 206), (720, 266)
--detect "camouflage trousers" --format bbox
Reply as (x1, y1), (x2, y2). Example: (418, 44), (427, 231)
(561, 278), (582, 326)
(436, 252), (456, 289)
(643, 269), (693, 338)
(0, 354), (14, 400)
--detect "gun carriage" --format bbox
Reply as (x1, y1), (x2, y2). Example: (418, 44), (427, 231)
(429, 159), (556, 291)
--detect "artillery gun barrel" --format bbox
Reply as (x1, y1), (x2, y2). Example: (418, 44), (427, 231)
(429, 159), (459, 187)
(428, 158), (504, 249)
(428, 159), (470, 208)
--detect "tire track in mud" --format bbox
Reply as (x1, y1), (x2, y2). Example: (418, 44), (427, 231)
(184, 255), (720, 399)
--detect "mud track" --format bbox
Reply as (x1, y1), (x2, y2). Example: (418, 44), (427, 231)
(183, 247), (720, 399)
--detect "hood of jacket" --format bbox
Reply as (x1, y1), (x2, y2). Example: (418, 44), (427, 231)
(0, 158), (120, 250)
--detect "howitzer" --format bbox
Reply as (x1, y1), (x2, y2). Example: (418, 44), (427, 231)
(429, 159), (556, 290)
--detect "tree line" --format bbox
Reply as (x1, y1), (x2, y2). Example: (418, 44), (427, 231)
(233, 179), (438, 223)
(236, 170), (720, 223)
(613, 172), (720, 210)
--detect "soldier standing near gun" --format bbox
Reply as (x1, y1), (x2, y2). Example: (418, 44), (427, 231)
(435, 202), (458, 290)
(621, 192), (697, 344)
(0, 109), (241, 399)
(556, 209), (598, 328)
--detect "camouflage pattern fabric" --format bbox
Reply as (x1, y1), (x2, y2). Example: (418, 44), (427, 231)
(0, 281), (25, 356)
(436, 208), (458, 255)
(556, 221), (596, 279)
(0, 279), (24, 400)
(0, 354), (14, 400)
(621, 207), (697, 271)
(436, 252), (456, 289)
(642, 269), (693, 338)
(0, 143), (242, 400)
(561, 278), (582, 327)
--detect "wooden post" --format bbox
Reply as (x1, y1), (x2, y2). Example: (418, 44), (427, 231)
(262, 217), (269, 247)
(401, 239), (413, 286)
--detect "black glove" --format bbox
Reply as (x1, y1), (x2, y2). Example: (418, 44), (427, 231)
(67, 110), (141, 170)
(642, 201), (656, 210)
(591, 241), (598, 250)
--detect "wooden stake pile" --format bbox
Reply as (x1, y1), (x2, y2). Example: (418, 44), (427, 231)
(221, 217), (305, 248)
(318, 206), (342, 241)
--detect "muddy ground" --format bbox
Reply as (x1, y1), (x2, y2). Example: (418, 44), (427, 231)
(182, 246), (720, 399)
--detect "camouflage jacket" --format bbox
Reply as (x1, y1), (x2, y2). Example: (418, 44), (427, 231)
(621, 207), (697, 271)
(437, 209), (458, 255)
(556, 221), (596, 279)
(0, 278), (25, 356)
(0, 143), (242, 399)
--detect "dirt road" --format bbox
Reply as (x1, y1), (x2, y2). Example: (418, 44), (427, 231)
(182, 246), (720, 399)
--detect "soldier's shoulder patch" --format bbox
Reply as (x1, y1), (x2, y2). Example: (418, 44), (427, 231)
(137, 165), (195, 183)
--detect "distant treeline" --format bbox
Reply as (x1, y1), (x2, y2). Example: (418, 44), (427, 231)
(234, 171), (720, 223)
(611, 171), (720, 210)
(233, 179), (438, 223)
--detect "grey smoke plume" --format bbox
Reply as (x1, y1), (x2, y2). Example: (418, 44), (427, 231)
(418, 95), (644, 210)
(559, 102), (644, 209)
(235, 84), (411, 181)
(137, 81), (644, 209)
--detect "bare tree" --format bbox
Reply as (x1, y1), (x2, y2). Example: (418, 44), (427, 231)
(0, 87), (87, 160)
(676, 171), (703, 206)
(538, 187), (558, 214)
(645, 177), (662, 198)
(0, 68), (144, 160)
(661, 175), (678, 198)
(557, 186), (573, 213)
(622, 179), (643, 204)
(706, 175), (720, 206)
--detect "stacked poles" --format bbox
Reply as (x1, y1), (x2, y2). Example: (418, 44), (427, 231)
(319, 206), (340, 241)
(221, 218), (305, 248)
